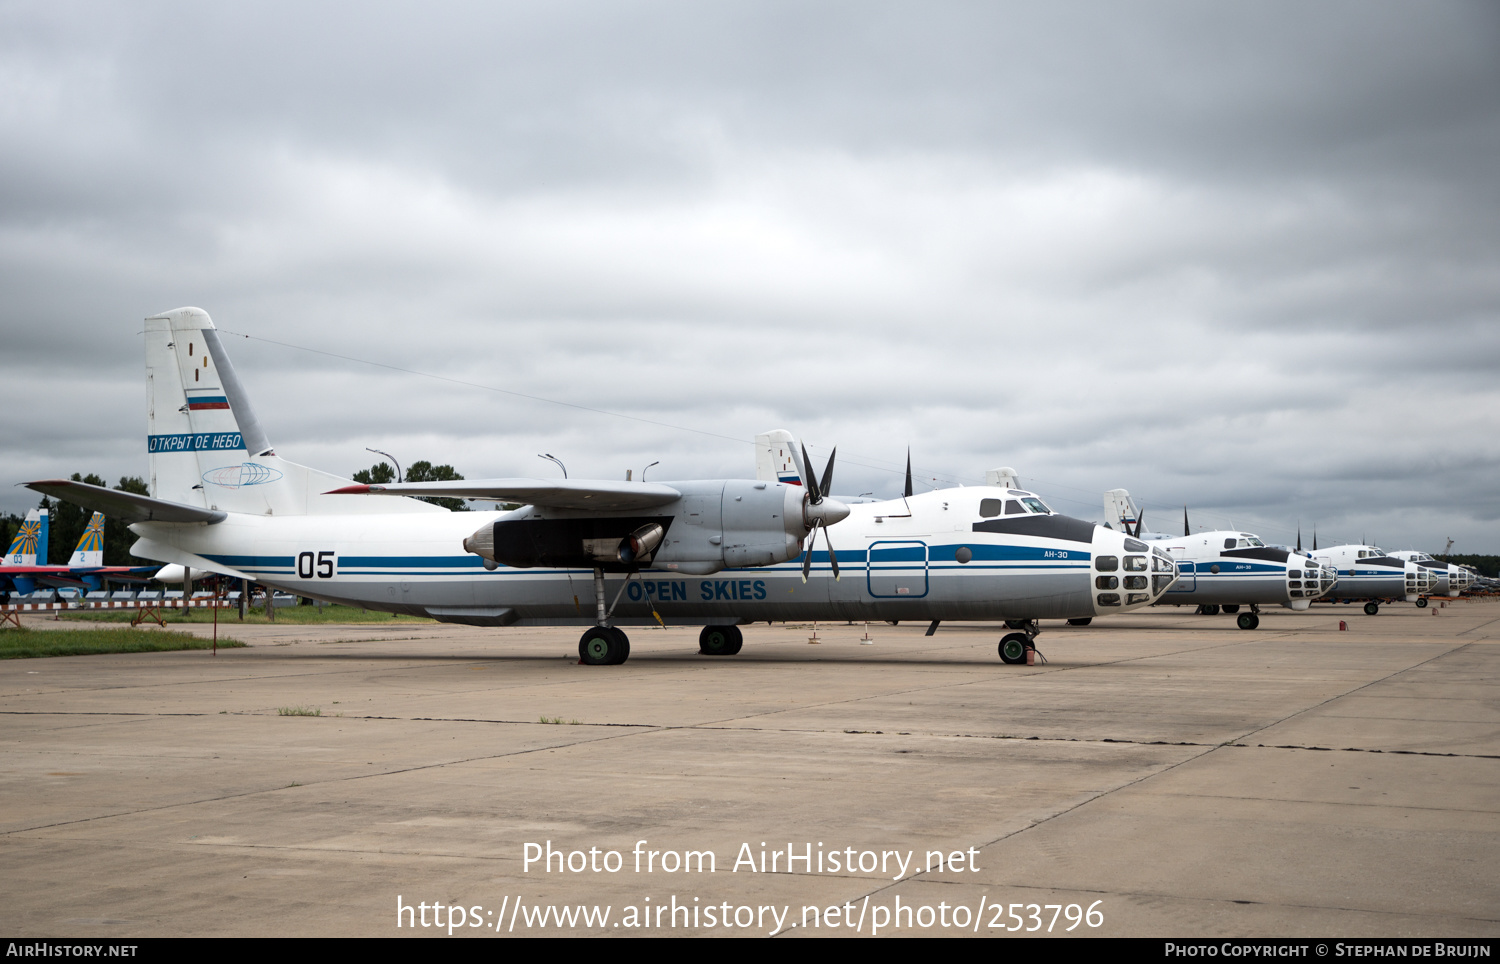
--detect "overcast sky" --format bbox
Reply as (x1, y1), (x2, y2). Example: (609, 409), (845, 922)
(2, 1), (1498, 551)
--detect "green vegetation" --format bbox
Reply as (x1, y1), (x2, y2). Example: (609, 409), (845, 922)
(0, 626), (244, 659)
(1439, 554), (1500, 578)
(539, 715), (581, 725)
(277, 706), (322, 717)
(353, 459), (470, 511)
(60, 604), (435, 625)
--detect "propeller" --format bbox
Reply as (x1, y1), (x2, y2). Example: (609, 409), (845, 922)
(1183, 506), (1190, 537)
(904, 448), (913, 499)
(799, 443), (849, 582)
(1296, 523), (1302, 554)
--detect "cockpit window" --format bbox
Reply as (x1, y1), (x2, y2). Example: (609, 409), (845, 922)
(979, 498), (1002, 518)
(1021, 498), (1051, 514)
(1224, 538), (1236, 550)
(1246, 536), (1265, 547)
(1004, 500), (1026, 515)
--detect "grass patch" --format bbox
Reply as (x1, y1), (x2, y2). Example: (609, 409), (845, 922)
(539, 715), (581, 725)
(277, 706), (322, 717)
(59, 603), (435, 626)
(0, 626), (245, 659)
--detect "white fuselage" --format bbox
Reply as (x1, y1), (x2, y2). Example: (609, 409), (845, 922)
(131, 487), (1179, 626)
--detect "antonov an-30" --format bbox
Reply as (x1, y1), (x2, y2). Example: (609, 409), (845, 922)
(26, 307), (1178, 665)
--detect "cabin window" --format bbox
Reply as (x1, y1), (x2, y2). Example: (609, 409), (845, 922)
(1095, 556), (1118, 572)
(979, 499), (1002, 518)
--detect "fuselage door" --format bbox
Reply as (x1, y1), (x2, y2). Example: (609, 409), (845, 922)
(866, 540), (928, 598)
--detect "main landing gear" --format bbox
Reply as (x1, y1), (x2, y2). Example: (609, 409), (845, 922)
(1195, 604), (1221, 615)
(578, 626), (630, 665)
(1415, 597), (1429, 608)
(699, 624), (743, 656)
(578, 566), (634, 666)
(999, 620), (1043, 665)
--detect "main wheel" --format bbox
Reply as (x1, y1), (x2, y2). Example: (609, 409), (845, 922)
(1067, 617), (1093, 626)
(1222, 604), (1241, 614)
(1236, 612), (1258, 630)
(999, 633), (1030, 664)
(1005, 619), (1029, 629)
(1363, 601), (1379, 616)
(579, 626), (630, 665)
(1415, 597), (1428, 608)
(698, 624), (743, 656)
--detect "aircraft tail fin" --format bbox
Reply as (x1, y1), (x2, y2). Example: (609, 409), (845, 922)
(985, 467), (1021, 489)
(68, 512), (105, 567)
(755, 430), (804, 486)
(1103, 488), (1141, 533)
(144, 308), (441, 517)
(5, 508), (46, 566)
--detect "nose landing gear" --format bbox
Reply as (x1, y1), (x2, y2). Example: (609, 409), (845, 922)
(999, 620), (1044, 665)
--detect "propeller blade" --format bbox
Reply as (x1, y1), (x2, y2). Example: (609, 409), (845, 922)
(819, 446), (836, 500)
(822, 523), (840, 581)
(800, 443), (822, 504)
(802, 530), (813, 582)
(904, 449), (913, 499)
(1183, 506), (1190, 537)
(1133, 510), (1145, 538)
(1296, 523), (1302, 554)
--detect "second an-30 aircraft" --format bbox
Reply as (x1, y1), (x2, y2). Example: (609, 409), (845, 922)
(27, 307), (1178, 665)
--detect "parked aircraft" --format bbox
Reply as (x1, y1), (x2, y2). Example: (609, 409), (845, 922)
(1102, 489), (1336, 629)
(1385, 550), (1468, 601)
(1310, 544), (1435, 614)
(28, 307), (1177, 665)
(1, 510), (156, 594)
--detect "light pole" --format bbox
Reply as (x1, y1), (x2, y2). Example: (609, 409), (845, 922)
(366, 447), (402, 484)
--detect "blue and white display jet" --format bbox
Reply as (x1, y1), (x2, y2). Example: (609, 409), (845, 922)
(26, 307), (1176, 665)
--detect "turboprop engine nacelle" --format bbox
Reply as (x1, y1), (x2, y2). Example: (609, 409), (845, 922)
(463, 479), (842, 576)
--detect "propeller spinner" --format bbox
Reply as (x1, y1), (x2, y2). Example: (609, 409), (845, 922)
(799, 443), (850, 582)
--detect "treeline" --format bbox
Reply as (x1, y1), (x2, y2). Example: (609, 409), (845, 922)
(1, 474), (155, 566)
(353, 460), (470, 512)
(1437, 555), (1500, 578)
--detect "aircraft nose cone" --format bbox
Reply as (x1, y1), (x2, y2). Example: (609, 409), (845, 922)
(806, 497), (850, 527)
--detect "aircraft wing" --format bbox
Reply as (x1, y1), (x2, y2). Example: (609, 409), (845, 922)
(325, 478), (682, 512)
(24, 479), (226, 525)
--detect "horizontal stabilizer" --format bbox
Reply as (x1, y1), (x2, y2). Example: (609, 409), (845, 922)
(326, 478), (682, 512)
(24, 479), (226, 525)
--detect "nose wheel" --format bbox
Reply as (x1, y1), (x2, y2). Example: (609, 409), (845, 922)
(1364, 601), (1380, 615)
(1235, 612), (1260, 630)
(999, 621), (1043, 664)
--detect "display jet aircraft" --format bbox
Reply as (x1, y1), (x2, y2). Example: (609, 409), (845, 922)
(1102, 489), (1336, 630)
(27, 307), (1176, 665)
(1310, 544), (1434, 615)
(2, 510), (156, 594)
